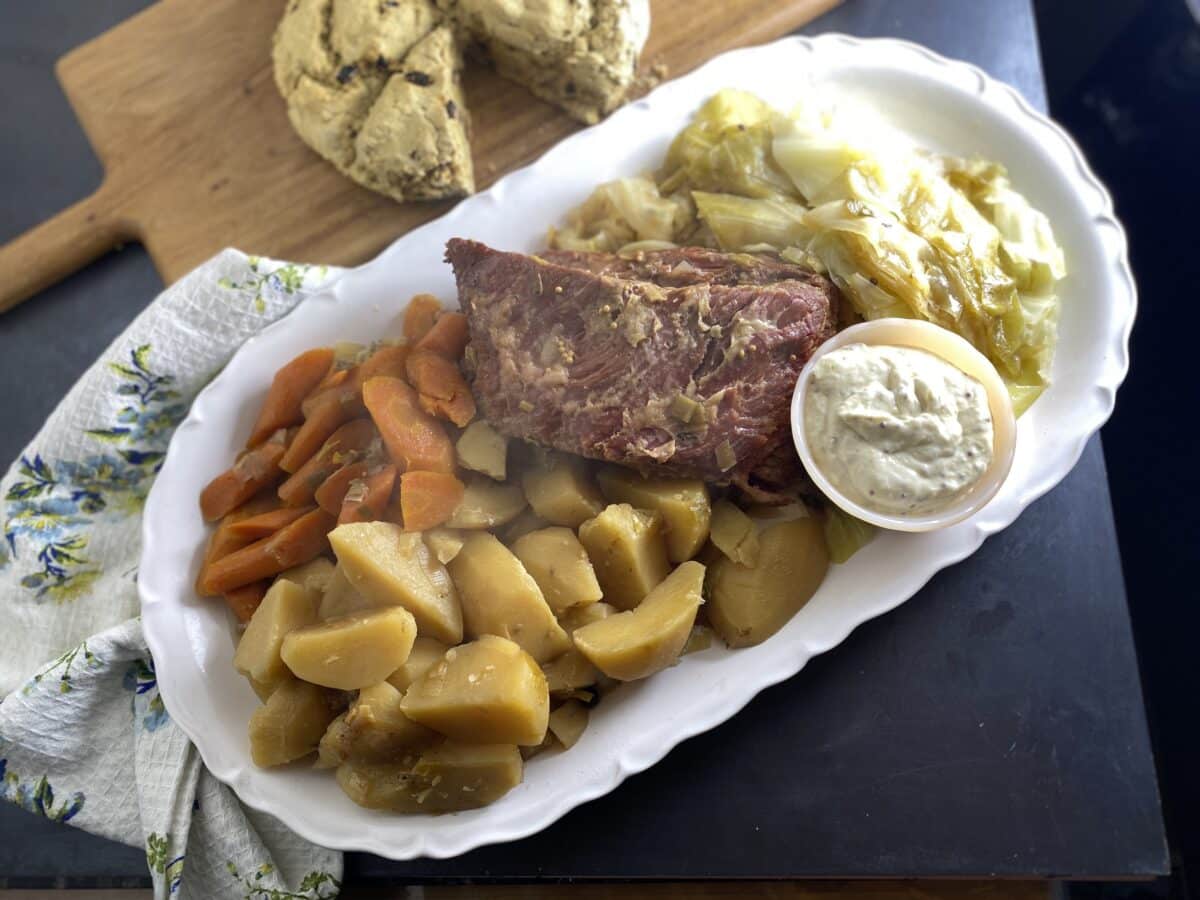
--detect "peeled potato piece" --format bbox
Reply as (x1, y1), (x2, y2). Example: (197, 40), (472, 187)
(233, 579), (319, 695)
(448, 532), (570, 662)
(424, 528), (465, 565)
(386, 636), (449, 693)
(706, 517), (829, 648)
(445, 474), (527, 529)
(401, 635), (549, 746)
(548, 700), (589, 750)
(521, 453), (604, 527)
(276, 556), (336, 594)
(558, 601), (616, 632)
(542, 647), (599, 697)
(511, 527), (603, 615)
(455, 420), (508, 480)
(317, 564), (374, 621)
(281, 606), (417, 690)
(315, 682), (436, 768)
(329, 521), (463, 645)
(573, 561), (705, 681)
(498, 508), (551, 543)
(596, 468), (711, 562)
(249, 679), (339, 767)
(709, 499), (760, 566)
(577, 504), (671, 611)
(336, 741), (523, 813)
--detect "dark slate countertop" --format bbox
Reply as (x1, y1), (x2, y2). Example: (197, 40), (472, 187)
(0, 0), (1167, 887)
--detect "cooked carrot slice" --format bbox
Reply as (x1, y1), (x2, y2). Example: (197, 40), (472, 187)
(361, 376), (456, 474)
(314, 461), (371, 515)
(278, 418), (378, 506)
(199, 431), (288, 522)
(415, 312), (468, 359)
(417, 391), (476, 428)
(402, 294), (442, 343)
(198, 508), (336, 595)
(246, 348), (334, 448)
(398, 470), (465, 531)
(282, 386), (367, 473)
(225, 581), (269, 624)
(307, 366), (351, 403)
(226, 505), (313, 540)
(406, 350), (476, 426)
(339, 465), (397, 525)
(356, 344), (411, 385)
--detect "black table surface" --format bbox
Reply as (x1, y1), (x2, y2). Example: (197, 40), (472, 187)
(0, 0), (1168, 887)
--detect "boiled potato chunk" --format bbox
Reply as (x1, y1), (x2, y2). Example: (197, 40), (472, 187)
(573, 561), (704, 681)
(315, 682), (436, 768)
(336, 741), (522, 812)
(542, 647), (599, 696)
(446, 474), (527, 529)
(521, 453), (604, 527)
(386, 636), (449, 693)
(277, 556), (336, 594)
(455, 421), (507, 480)
(401, 635), (549, 745)
(448, 532), (570, 662)
(234, 579), (318, 693)
(511, 527), (603, 614)
(709, 499), (760, 566)
(548, 700), (589, 749)
(317, 564), (373, 620)
(249, 679), (338, 767)
(577, 504), (670, 610)
(281, 606), (417, 690)
(706, 517), (829, 648)
(329, 521), (463, 644)
(558, 601), (616, 632)
(424, 528), (464, 565)
(496, 510), (547, 545)
(596, 468), (711, 562)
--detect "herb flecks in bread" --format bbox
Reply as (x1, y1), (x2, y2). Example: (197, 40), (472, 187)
(272, 0), (649, 202)
(440, 0), (650, 125)
(273, 0), (473, 203)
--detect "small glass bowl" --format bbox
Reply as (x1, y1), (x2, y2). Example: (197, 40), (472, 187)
(790, 318), (1017, 533)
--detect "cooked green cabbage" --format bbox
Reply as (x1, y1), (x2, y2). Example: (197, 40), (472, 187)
(822, 506), (876, 565)
(548, 88), (1067, 555)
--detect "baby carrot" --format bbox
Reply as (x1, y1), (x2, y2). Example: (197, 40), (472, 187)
(281, 386), (367, 473)
(355, 344), (411, 385)
(224, 581), (269, 624)
(338, 465), (397, 525)
(402, 294), (442, 342)
(199, 431), (288, 522)
(225, 505), (313, 540)
(406, 349), (476, 427)
(398, 470), (465, 531)
(414, 312), (469, 359)
(361, 376), (455, 474)
(313, 461), (371, 514)
(278, 418), (378, 507)
(198, 508), (335, 595)
(246, 347), (334, 448)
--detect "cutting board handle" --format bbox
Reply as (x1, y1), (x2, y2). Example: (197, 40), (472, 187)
(0, 182), (134, 314)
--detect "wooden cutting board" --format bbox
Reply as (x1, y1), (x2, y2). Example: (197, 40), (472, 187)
(0, 0), (839, 313)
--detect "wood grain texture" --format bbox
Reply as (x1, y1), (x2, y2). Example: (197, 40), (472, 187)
(0, 0), (840, 313)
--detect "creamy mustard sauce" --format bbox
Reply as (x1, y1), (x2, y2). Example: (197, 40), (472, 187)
(804, 343), (994, 516)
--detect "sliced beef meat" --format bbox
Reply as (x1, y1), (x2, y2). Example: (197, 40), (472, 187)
(446, 238), (839, 489)
(540, 246), (827, 289)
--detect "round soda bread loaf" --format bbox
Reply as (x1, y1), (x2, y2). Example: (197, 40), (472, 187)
(272, 0), (650, 203)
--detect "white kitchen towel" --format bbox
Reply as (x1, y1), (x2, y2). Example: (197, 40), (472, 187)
(0, 250), (345, 898)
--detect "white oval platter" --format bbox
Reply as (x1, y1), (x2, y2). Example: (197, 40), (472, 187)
(140, 33), (1135, 860)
